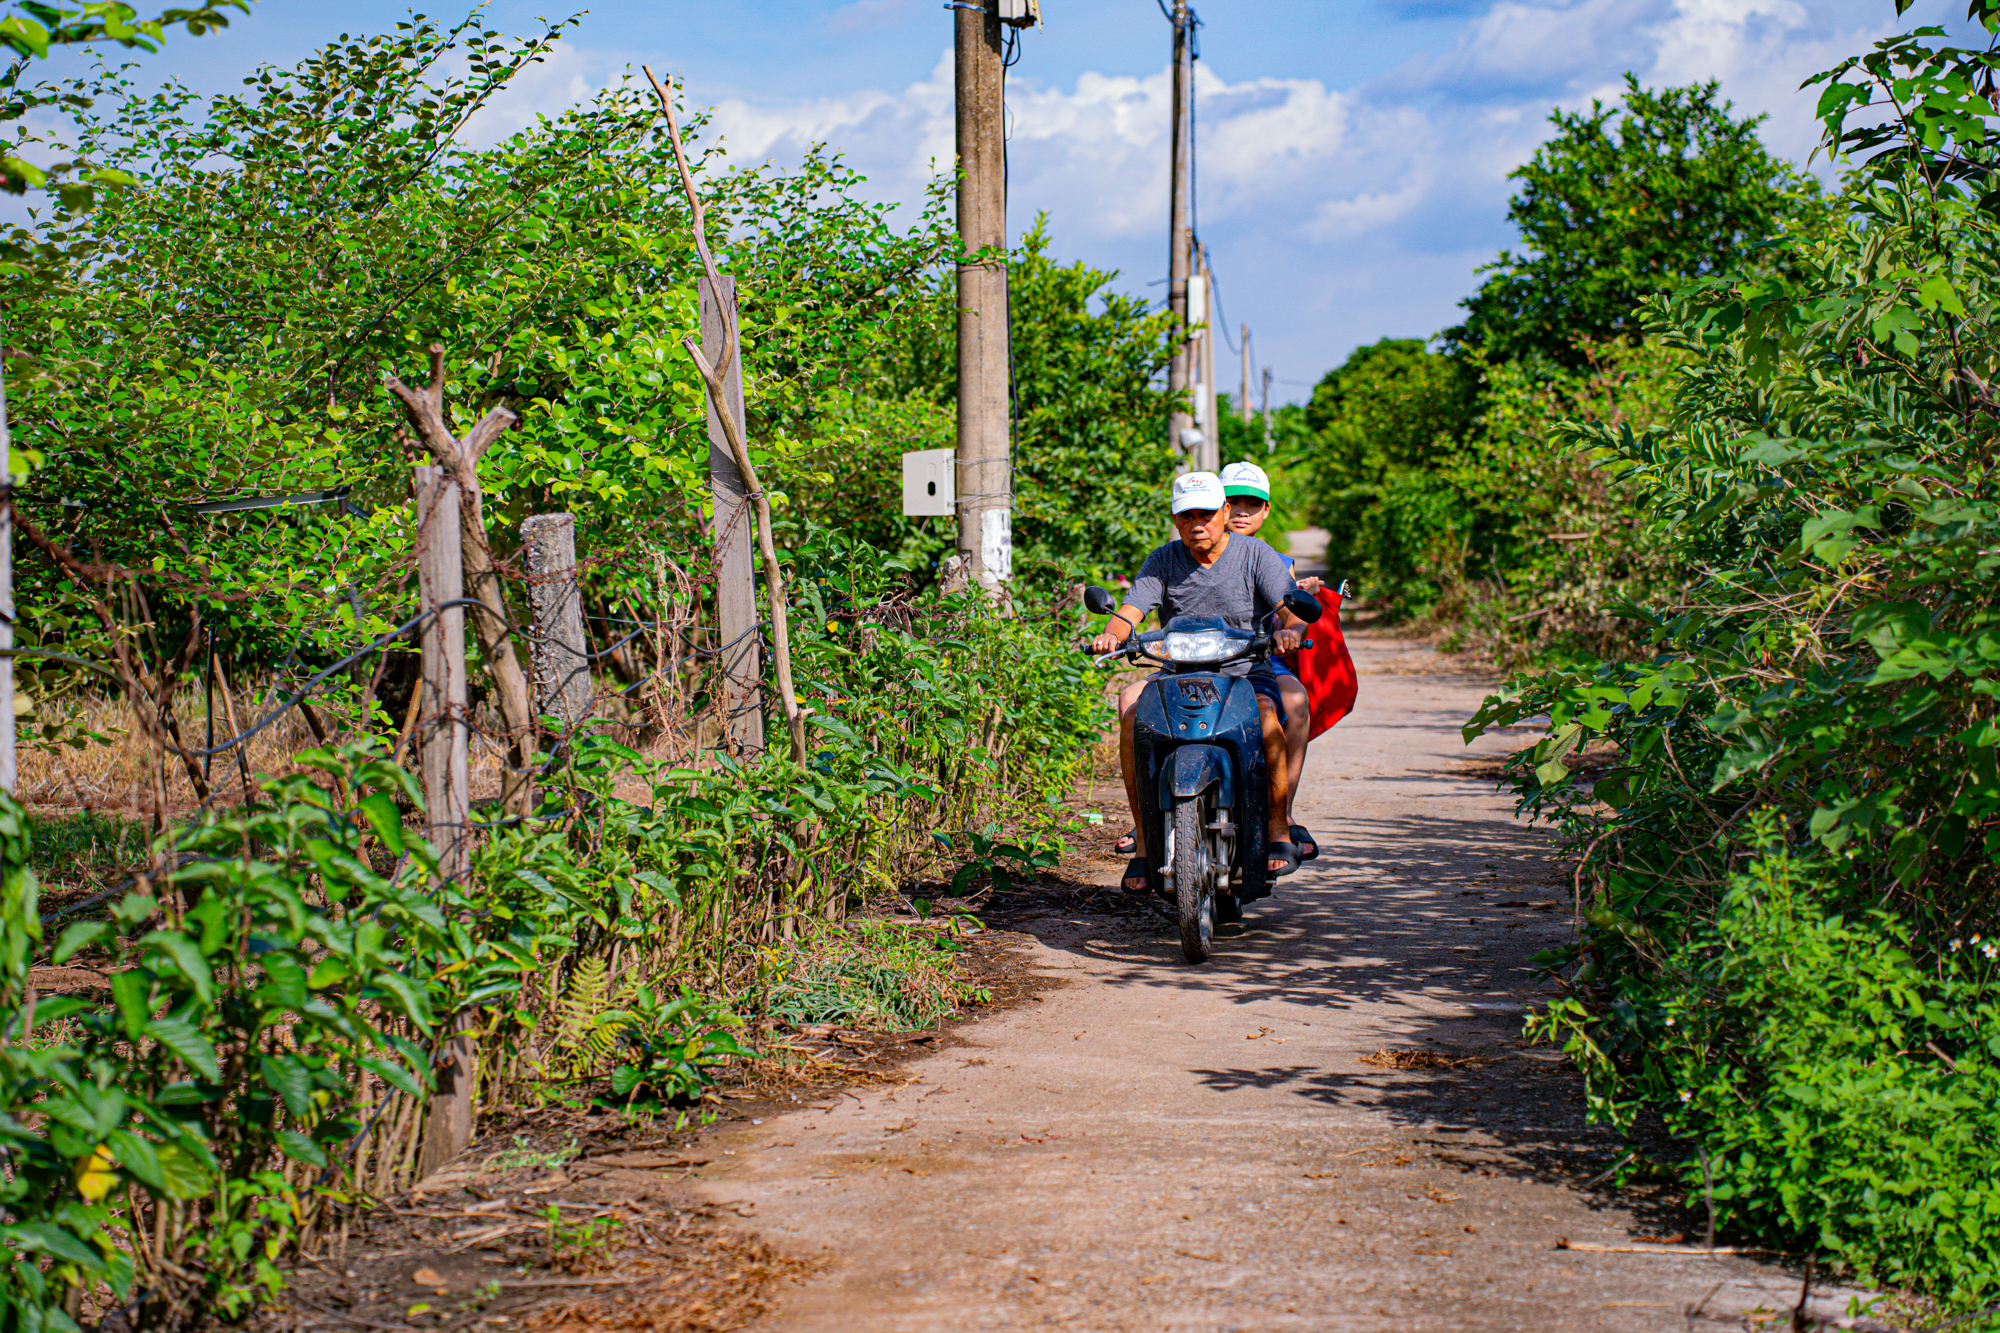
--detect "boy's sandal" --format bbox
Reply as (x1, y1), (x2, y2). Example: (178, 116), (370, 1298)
(1120, 855), (1152, 894)
(1266, 841), (1303, 878)
(1114, 826), (1139, 856)
(1290, 824), (1319, 861)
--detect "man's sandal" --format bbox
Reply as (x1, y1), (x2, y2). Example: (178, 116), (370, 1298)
(1266, 841), (1303, 878)
(1121, 855), (1151, 894)
(1290, 824), (1319, 861)
(1114, 827), (1139, 856)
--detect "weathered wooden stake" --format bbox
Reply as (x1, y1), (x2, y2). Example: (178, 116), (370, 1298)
(413, 466), (474, 1178)
(520, 513), (591, 734)
(699, 275), (765, 756)
(385, 349), (531, 815)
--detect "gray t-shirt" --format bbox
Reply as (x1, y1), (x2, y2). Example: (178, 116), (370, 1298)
(1126, 533), (1297, 672)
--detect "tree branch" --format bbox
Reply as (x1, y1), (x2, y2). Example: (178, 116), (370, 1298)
(643, 64), (808, 767)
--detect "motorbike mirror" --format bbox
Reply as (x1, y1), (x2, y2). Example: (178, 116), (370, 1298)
(1082, 586), (1119, 616)
(1284, 589), (1325, 624)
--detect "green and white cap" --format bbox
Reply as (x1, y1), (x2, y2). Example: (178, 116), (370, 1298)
(1220, 461), (1270, 502)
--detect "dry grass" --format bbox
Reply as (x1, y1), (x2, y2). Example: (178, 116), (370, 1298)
(16, 686), (324, 815)
(14, 670), (699, 820)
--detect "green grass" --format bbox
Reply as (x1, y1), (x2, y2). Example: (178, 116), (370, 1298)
(764, 919), (988, 1030)
(27, 810), (148, 892)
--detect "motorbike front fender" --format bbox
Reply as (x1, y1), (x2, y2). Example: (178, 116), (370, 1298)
(1159, 743), (1232, 807)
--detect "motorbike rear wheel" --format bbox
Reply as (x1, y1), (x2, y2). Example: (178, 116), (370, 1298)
(1172, 790), (1215, 963)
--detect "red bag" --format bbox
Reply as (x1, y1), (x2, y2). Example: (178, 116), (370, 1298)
(1280, 587), (1357, 741)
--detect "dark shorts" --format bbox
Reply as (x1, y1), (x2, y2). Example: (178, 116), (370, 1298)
(1271, 657), (1297, 680)
(1246, 665), (1287, 725)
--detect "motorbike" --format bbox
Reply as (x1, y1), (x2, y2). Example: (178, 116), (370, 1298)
(1082, 585), (1324, 963)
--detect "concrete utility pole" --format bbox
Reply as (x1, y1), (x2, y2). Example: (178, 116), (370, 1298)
(955, 0), (1012, 590)
(1198, 251), (1220, 472)
(1262, 365), (1275, 455)
(1240, 325), (1253, 425)
(1166, 0), (1195, 463)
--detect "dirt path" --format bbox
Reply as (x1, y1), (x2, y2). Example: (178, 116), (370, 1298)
(695, 629), (1847, 1332)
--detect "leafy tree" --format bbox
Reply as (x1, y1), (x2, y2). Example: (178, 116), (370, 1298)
(3, 10), (953, 705)
(2, 0), (256, 276)
(1298, 338), (1478, 609)
(1445, 75), (1826, 365)
(796, 217), (1178, 594)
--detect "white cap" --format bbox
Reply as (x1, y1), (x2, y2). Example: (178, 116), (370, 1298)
(1220, 460), (1270, 501)
(1171, 471), (1226, 515)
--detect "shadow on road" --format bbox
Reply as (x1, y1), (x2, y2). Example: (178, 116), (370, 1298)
(979, 756), (1701, 1240)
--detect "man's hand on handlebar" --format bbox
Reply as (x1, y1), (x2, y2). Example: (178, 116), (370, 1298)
(1272, 626), (1307, 655)
(1089, 605), (1143, 657)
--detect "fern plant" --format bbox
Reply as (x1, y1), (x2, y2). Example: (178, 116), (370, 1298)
(539, 958), (629, 1081)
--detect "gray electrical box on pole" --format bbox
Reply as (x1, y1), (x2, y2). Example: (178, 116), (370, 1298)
(902, 448), (955, 516)
(955, 0), (1014, 590)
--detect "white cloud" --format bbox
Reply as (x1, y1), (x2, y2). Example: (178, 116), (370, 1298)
(458, 41), (604, 147)
(1307, 179), (1430, 241)
(465, 0), (1945, 389)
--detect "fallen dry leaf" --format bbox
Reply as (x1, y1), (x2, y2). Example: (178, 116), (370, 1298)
(1361, 1048), (1487, 1071)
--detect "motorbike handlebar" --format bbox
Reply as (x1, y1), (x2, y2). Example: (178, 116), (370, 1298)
(1081, 635), (1313, 665)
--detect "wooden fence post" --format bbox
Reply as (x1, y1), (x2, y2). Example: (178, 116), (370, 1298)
(521, 513), (591, 735)
(413, 466), (474, 1177)
(700, 274), (765, 756)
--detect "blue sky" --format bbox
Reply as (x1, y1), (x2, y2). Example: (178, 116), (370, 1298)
(22, 0), (1969, 397)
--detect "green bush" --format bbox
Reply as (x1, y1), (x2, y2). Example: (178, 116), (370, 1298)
(1467, 11), (2000, 1305)
(0, 573), (1104, 1328)
(1, 755), (437, 1330)
(1532, 832), (2000, 1300)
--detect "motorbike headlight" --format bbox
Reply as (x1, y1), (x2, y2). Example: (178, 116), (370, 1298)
(1161, 630), (1244, 664)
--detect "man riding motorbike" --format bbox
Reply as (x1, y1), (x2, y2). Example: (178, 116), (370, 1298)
(1090, 471), (1309, 894)
(1220, 460), (1319, 863)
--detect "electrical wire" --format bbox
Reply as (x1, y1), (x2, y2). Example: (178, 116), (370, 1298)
(1207, 264), (1244, 356)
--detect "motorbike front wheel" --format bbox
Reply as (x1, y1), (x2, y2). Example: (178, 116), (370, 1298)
(1172, 790), (1215, 963)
